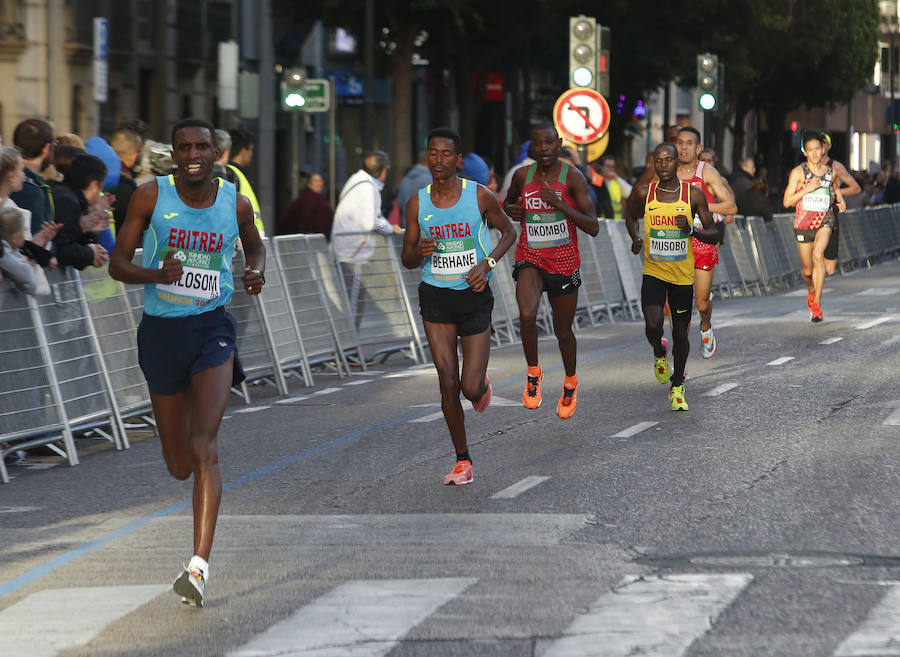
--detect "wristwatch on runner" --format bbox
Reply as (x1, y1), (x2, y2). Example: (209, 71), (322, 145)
(484, 257), (497, 269)
(250, 268), (266, 285)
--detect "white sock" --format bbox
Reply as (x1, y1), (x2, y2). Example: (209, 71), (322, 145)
(188, 555), (209, 580)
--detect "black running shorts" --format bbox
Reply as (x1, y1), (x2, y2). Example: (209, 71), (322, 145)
(824, 214), (840, 260)
(512, 261), (581, 298)
(418, 281), (494, 336)
(137, 306), (246, 395)
(642, 274), (693, 324)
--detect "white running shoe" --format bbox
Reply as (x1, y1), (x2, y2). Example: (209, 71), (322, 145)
(700, 327), (717, 359)
(173, 565), (206, 607)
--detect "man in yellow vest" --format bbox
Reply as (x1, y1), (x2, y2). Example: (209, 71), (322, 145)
(227, 128), (266, 236)
(596, 154), (632, 219)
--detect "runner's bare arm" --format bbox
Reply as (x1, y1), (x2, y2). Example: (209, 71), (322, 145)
(832, 161), (861, 197)
(703, 165), (737, 215)
(685, 186), (718, 244)
(463, 185), (518, 293)
(624, 184), (649, 254)
(109, 180), (168, 284)
(556, 166), (600, 236)
(502, 167), (526, 222)
(237, 193), (266, 295)
(401, 195), (427, 269)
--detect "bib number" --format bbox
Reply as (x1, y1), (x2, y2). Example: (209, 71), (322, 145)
(801, 190), (830, 213)
(431, 238), (477, 280)
(156, 247), (222, 301)
(526, 212), (570, 248)
(648, 228), (689, 262)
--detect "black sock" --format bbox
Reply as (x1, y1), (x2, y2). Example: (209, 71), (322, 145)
(456, 451), (471, 463)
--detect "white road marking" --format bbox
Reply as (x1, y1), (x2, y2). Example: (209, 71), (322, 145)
(274, 395), (310, 404)
(787, 288), (833, 297)
(311, 387), (342, 396)
(234, 406), (270, 414)
(880, 335), (900, 347)
(343, 380), (372, 386)
(883, 404), (900, 426)
(408, 396), (520, 423)
(0, 585), (168, 657)
(767, 356), (795, 366)
(226, 578), (477, 657)
(491, 476), (550, 499)
(834, 587), (900, 656)
(702, 382), (739, 397)
(855, 317), (896, 330)
(353, 370), (384, 376)
(383, 369), (433, 379)
(0, 506), (40, 513)
(857, 287), (900, 296)
(611, 421), (658, 438)
(820, 337), (844, 345)
(539, 573), (752, 657)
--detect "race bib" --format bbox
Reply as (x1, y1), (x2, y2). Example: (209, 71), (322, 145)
(801, 189), (830, 213)
(156, 246), (222, 301)
(648, 227), (689, 262)
(431, 238), (477, 280)
(526, 212), (570, 248)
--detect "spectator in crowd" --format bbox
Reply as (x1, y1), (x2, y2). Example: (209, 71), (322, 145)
(699, 148), (718, 168)
(396, 151), (431, 227)
(736, 178), (773, 222)
(40, 132), (86, 182)
(728, 158), (756, 197)
(52, 153), (110, 270)
(331, 150), (400, 325)
(884, 168), (900, 204)
(593, 154), (633, 219)
(84, 137), (119, 253)
(844, 173), (867, 210)
(0, 146), (58, 278)
(213, 129), (239, 185)
(276, 172), (333, 238)
(110, 128), (144, 235)
(9, 118), (55, 236)
(228, 128), (265, 236)
(0, 204), (37, 293)
(460, 152), (490, 185)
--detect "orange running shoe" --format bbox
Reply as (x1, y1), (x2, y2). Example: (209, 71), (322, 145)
(443, 460), (473, 485)
(810, 301), (823, 323)
(807, 291), (815, 311)
(557, 375), (578, 419)
(523, 366), (542, 409)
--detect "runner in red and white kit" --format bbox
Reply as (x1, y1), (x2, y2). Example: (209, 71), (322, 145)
(674, 127), (736, 358)
(504, 124), (598, 418)
(783, 130), (846, 322)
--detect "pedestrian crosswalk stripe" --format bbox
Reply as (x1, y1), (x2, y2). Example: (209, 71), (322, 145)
(833, 587), (900, 656)
(226, 578), (477, 657)
(703, 382), (739, 397)
(820, 337), (844, 345)
(539, 573), (752, 657)
(767, 356), (795, 365)
(0, 585), (169, 657)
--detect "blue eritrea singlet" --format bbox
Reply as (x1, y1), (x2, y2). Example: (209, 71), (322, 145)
(141, 175), (240, 317)
(418, 178), (492, 290)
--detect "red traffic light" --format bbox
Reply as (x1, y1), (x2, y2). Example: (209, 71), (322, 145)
(790, 121), (799, 132)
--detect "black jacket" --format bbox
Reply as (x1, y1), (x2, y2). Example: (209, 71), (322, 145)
(51, 181), (97, 270)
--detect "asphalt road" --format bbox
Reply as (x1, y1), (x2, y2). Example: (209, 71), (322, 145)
(1, 258), (899, 657)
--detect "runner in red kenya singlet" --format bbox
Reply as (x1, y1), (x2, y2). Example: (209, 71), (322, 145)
(504, 124), (598, 419)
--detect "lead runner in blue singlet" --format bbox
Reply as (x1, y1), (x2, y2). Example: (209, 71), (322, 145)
(401, 127), (517, 486)
(110, 118), (265, 607)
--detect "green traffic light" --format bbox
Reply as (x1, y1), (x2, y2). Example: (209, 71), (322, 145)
(699, 93), (716, 111)
(285, 93), (306, 108)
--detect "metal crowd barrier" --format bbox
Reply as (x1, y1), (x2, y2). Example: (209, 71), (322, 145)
(4, 204), (900, 484)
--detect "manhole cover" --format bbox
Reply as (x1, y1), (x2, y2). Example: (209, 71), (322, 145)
(635, 551), (900, 569)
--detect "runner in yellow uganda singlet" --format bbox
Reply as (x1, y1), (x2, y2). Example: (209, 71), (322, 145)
(642, 180), (695, 286)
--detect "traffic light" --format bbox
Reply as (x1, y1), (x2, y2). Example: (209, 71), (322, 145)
(597, 25), (611, 97)
(281, 68), (306, 110)
(791, 120), (801, 150)
(696, 53), (719, 112)
(569, 16), (596, 89)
